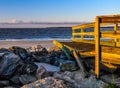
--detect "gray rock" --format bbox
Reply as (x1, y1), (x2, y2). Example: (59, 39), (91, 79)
(60, 60), (77, 71)
(35, 62), (60, 72)
(73, 70), (85, 83)
(19, 74), (37, 85)
(0, 48), (10, 53)
(10, 75), (20, 85)
(79, 75), (107, 88)
(22, 77), (72, 88)
(0, 80), (9, 87)
(53, 72), (75, 84)
(35, 65), (50, 79)
(3, 86), (15, 88)
(0, 52), (21, 79)
(9, 46), (28, 60)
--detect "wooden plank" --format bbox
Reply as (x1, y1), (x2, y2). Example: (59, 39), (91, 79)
(101, 33), (120, 39)
(72, 22), (94, 29)
(72, 40), (115, 47)
(100, 17), (120, 23)
(62, 45), (72, 60)
(73, 49), (88, 77)
(97, 15), (120, 23)
(72, 32), (94, 36)
(102, 52), (120, 65)
(102, 63), (117, 69)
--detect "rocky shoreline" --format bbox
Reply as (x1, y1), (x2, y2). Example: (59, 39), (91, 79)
(0, 45), (109, 88)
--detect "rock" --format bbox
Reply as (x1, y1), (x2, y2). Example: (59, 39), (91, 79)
(0, 52), (21, 79)
(3, 87), (15, 88)
(21, 63), (38, 74)
(73, 70), (85, 83)
(19, 74), (37, 85)
(35, 62), (60, 72)
(60, 53), (67, 59)
(10, 75), (20, 85)
(30, 45), (48, 56)
(50, 56), (60, 66)
(41, 48), (48, 54)
(79, 75), (107, 88)
(31, 45), (43, 52)
(60, 60), (78, 71)
(114, 77), (120, 87)
(35, 65), (50, 79)
(9, 46), (38, 63)
(37, 55), (51, 63)
(9, 46), (28, 60)
(22, 77), (72, 88)
(0, 48), (10, 53)
(53, 71), (75, 84)
(0, 80), (9, 87)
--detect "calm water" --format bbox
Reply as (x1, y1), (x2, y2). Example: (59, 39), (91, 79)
(0, 27), (114, 41)
(0, 27), (72, 41)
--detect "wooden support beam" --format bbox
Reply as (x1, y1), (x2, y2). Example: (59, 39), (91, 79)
(95, 17), (100, 78)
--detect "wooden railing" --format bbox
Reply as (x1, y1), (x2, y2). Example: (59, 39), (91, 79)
(72, 15), (120, 78)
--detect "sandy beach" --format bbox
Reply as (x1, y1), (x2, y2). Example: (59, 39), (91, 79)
(0, 40), (55, 49)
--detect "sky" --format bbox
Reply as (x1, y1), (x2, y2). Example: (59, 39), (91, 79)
(0, 0), (120, 23)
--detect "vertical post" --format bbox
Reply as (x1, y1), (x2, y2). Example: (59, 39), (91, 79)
(114, 23), (118, 46)
(81, 29), (84, 40)
(95, 17), (100, 78)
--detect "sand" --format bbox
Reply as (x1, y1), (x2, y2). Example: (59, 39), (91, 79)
(0, 40), (55, 49)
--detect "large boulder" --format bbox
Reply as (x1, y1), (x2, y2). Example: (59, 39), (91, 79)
(0, 52), (21, 79)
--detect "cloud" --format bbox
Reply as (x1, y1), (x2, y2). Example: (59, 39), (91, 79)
(5, 19), (25, 23)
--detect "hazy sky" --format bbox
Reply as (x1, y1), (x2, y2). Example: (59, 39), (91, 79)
(0, 0), (120, 23)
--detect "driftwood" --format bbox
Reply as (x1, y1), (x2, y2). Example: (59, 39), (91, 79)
(62, 45), (72, 60)
(73, 49), (88, 77)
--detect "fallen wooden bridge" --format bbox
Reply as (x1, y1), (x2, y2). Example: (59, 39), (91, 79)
(53, 15), (120, 80)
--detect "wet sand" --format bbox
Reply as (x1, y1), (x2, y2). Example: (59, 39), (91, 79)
(0, 40), (55, 49)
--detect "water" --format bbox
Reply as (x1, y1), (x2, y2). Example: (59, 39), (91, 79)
(0, 27), (115, 41)
(0, 27), (72, 41)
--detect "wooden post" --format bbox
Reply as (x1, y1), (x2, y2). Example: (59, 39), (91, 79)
(114, 23), (118, 46)
(81, 29), (84, 40)
(95, 17), (100, 78)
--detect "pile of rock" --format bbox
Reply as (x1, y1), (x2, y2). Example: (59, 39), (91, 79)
(0, 45), (108, 88)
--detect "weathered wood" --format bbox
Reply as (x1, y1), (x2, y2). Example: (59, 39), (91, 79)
(62, 45), (72, 60)
(73, 49), (88, 77)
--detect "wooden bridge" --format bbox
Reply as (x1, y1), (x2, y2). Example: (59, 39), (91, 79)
(53, 15), (120, 78)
